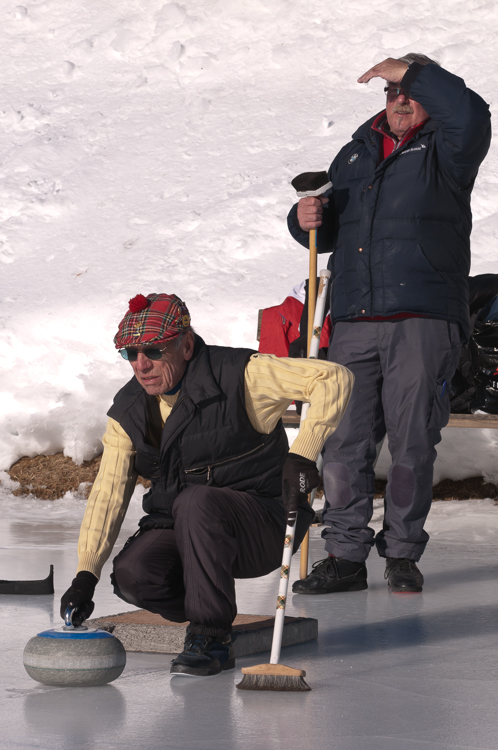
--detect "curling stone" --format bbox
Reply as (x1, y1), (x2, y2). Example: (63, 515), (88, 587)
(23, 607), (126, 687)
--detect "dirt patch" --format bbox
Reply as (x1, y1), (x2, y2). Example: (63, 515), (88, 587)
(4, 452), (150, 501)
(2, 453), (497, 503)
(375, 476), (498, 502)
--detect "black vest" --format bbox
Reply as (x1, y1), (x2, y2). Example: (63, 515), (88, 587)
(108, 336), (289, 527)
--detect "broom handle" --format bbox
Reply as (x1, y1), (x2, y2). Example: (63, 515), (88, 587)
(299, 269), (331, 579)
(298, 230), (317, 582)
(270, 511), (298, 664)
(307, 230), (317, 353)
(270, 271), (331, 664)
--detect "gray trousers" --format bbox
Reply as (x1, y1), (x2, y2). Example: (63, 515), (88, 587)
(322, 318), (461, 562)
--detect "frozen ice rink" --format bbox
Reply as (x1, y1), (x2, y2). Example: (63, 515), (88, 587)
(2, 494), (498, 750)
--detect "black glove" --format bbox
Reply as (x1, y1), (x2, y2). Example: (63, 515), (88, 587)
(60, 571), (98, 625)
(282, 454), (320, 516)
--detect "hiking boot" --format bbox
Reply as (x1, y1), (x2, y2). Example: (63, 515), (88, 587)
(292, 556), (367, 594)
(170, 632), (235, 677)
(385, 558), (424, 593)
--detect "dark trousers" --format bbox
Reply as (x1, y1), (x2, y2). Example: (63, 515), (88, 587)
(112, 485), (311, 638)
(322, 319), (461, 562)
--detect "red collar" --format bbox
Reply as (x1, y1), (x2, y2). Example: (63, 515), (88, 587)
(372, 111), (427, 159)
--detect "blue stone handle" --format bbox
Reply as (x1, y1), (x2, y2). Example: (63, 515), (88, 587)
(64, 607), (76, 627)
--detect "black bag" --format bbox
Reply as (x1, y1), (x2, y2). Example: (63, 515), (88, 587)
(470, 294), (498, 413)
(450, 274), (498, 414)
(286, 273), (498, 415)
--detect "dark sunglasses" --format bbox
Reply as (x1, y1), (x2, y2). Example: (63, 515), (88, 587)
(119, 344), (171, 362)
(384, 86), (407, 98)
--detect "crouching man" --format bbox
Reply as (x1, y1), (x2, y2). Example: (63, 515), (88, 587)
(60, 293), (353, 677)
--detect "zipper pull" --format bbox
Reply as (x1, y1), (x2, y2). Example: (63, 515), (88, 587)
(207, 466), (211, 481)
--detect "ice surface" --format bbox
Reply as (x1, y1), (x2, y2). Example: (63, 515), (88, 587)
(2, 497), (498, 750)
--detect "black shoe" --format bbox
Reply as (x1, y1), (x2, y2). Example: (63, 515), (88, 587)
(292, 556), (367, 594)
(385, 558), (424, 593)
(170, 632), (235, 677)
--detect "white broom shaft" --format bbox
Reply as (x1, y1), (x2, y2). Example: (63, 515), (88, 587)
(299, 269), (331, 579)
(270, 516), (296, 664)
(270, 394), (309, 664)
(299, 270), (330, 422)
(309, 269), (331, 359)
(270, 270), (332, 664)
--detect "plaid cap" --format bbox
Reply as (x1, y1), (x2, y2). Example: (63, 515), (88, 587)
(114, 293), (191, 349)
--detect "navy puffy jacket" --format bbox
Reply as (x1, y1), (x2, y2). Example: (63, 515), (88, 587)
(287, 63), (491, 339)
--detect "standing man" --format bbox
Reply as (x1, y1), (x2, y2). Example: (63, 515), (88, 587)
(288, 54), (491, 594)
(60, 293), (353, 676)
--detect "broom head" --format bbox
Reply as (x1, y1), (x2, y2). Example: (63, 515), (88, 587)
(291, 171), (331, 198)
(236, 663), (311, 692)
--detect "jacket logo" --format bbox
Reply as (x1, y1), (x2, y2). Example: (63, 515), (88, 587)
(348, 153), (359, 164)
(401, 144), (427, 155)
(299, 471), (306, 493)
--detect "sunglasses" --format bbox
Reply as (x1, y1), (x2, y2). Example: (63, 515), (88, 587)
(119, 344), (171, 362)
(384, 86), (407, 99)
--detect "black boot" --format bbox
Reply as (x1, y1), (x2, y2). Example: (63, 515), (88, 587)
(170, 631), (235, 677)
(292, 556), (367, 594)
(385, 558), (424, 593)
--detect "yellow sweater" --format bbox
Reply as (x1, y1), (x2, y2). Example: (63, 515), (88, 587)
(77, 353), (353, 577)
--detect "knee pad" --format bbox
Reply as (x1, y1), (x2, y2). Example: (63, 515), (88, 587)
(322, 462), (352, 508)
(390, 465), (416, 508)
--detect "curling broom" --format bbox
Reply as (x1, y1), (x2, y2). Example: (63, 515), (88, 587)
(235, 500), (311, 691)
(289, 171), (332, 581)
(236, 269), (331, 692)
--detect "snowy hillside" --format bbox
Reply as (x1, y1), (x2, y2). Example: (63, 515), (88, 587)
(1, 0), (497, 481)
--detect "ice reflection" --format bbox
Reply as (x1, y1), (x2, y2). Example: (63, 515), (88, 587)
(24, 685), (126, 745)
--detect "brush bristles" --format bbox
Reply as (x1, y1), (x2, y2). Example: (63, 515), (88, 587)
(291, 171), (329, 193)
(236, 674), (311, 691)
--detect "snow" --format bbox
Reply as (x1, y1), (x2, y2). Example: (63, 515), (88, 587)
(0, 0), (497, 483)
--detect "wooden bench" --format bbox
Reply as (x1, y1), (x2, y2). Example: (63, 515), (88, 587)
(282, 409), (498, 429)
(256, 312), (498, 430)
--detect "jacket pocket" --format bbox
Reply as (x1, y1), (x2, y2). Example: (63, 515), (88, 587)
(183, 442), (266, 487)
(379, 241), (449, 316)
(183, 466), (214, 486)
(429, 376), (451, 431)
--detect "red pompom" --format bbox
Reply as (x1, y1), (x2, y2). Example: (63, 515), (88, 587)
(128, 294), (150, 313)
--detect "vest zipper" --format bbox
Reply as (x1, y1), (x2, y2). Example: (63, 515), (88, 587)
(184, 442), (266, 481)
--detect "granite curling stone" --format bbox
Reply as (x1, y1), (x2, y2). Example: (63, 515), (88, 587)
(23, 616), (126, 687)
